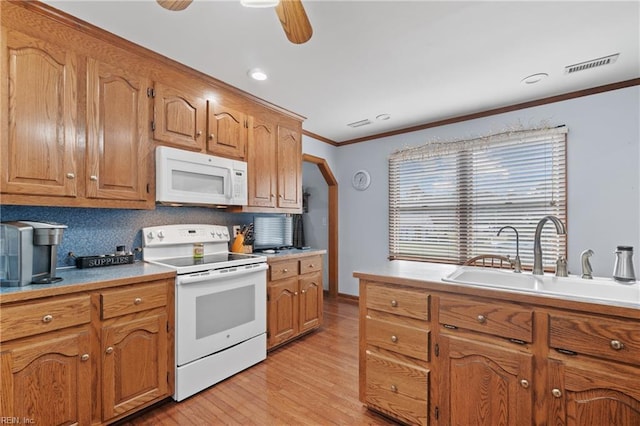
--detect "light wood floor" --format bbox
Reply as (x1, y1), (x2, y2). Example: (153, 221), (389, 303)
(120, 297), (398, 425)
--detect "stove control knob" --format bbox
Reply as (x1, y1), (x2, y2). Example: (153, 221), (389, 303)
(146, 231), (154, 240)
(216, 232), (222, 238)
(157, 231), (165, 239)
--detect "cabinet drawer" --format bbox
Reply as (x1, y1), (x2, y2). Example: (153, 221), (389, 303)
(365, 350), (428, 426)
(269, 260), (298, 281)
(439, 296), (533, 342)
(299, 256), (321, 274)
(0, 294), (91, 342)
(101, 281), (167, 319)
(367, 283), (429, 321)
(366, 316), (429, 361)
(549, 312), (640, 365)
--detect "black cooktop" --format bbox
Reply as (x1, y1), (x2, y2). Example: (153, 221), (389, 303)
(155, 253), (258, 268)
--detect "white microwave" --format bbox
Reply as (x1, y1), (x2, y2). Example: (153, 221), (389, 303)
(156, 146), (248, 206)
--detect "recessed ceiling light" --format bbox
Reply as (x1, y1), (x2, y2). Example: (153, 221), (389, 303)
(248, 68), (268, 81)
(521, 73), (548, 85)
(376, 114), (391, 121)
(241, 0), (279, 8)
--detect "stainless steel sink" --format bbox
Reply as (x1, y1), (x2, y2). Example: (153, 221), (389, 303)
(442, 266), (640, 304)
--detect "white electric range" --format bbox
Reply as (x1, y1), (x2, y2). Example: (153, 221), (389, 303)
(142, 224), (267, 401)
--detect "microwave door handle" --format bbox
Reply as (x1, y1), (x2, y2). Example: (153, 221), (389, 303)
(227, 168), (234, 200)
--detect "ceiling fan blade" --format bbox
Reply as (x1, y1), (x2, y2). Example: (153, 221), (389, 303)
(275, 0), (313, 44)
(156, 0), (193, 11)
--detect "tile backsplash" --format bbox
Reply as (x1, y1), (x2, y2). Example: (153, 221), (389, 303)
(0, 205), (254, 267)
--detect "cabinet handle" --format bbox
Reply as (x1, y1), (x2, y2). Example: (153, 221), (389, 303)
(390, 384), (398, 393)
(301, 289), (306, 294)
(520, 379), (530, 389)
(66, 173), (75, 179)
(283, 269), (288, 273)
(477, 314), (487, 324)
(42, 314), (53, 323)
(105, 346), (114, 354)
(209, 133), (215, 140)
(390, 335), (398, 343)
(390, 300), (398, 307)
(308, 264), (314, 268)
(81, 354), (90, 362)
(551, 388), (562, 398)
(134, 297), (142, 305)
(196, 130), (202, 137)
(294, 291), (298, 296)
(90, 175), (98, 181)
(610, 340), (625, 350)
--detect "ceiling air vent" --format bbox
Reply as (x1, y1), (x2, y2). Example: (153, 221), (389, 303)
(565, 53), (619, 74)
(347, 119), (372, 128)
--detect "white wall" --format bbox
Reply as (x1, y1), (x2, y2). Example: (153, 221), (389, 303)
(311, 86), (640, 296)
(302, 162), (329, 289)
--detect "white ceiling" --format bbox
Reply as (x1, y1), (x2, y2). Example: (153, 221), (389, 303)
(44, 0), (639, 144)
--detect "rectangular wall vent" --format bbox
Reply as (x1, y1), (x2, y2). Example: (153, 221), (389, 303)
(565, 53), (619, 74)
(347, 119), (372, 128)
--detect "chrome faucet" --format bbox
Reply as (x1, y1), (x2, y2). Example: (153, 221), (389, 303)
(581, 249), (594, 279)
(497, 226), (521, 273)
(533, 215), (566, 275)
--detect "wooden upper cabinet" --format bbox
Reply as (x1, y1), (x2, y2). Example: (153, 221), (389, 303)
(152, 82), (206, 151)
(247, 116), (277, 207)
(1, 29), (78, 197)
(207, 102), (247, 159)
(277, 125), (302, 209)
(86, 58), (149, 201)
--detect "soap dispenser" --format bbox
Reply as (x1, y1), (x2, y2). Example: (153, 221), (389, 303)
(613, 246), (636, 283)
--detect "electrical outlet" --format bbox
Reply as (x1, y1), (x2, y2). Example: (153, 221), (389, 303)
(233, 225), (241, 235)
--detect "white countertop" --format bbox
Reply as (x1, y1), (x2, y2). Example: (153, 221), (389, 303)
(354, 260), (640, 311)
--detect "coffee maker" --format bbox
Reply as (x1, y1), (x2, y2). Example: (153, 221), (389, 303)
(0, 221), (68, 287)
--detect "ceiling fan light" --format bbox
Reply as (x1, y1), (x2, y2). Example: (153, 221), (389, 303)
(241, 0), (279, 8)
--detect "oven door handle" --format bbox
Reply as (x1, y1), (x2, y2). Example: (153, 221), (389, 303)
(178, 263), (268, 285)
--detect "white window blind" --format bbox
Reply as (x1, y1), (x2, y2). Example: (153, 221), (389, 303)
(389, 126), (567, 268)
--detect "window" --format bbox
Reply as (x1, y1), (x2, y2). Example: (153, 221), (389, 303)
(389, 126), (567, 268)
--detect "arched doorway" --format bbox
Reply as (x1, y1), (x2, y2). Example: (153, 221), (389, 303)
(302, 153), (338, 298)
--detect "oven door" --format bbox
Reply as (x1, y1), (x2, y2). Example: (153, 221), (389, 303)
(175, 263), (267, 366)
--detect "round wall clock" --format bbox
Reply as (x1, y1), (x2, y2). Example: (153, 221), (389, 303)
(352, 170), (371, 191)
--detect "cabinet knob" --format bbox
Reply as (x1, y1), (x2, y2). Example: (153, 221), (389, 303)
(520, 379), (530, 389)
(90, 175), (98, 181)
(308, 264), (314, 268)
(42, 314), (53, 323)
(390, 300), (398, 307)
(134, 297), (142, 305)
(105, 346), (114, 354)
(551, 388), (562, 398)
(283, 269), (288, 273)
(477, 314), (487, 324)
(301, 289), (306, 294)
(390, 335), (398, 343)
(610, 340), (625, 351)
(294, 291), (298, 296)
(390, 384), (398, 393)
(66, 173), (75, 179)
(209, 133), (215, 140)
(196, 130), (202, 137)
(81, 354), (90, 362)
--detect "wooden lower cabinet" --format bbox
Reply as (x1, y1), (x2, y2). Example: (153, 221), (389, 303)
(0, 278), (173, 425)
(440, 335), (533, 425)
(267, 254), (323, 349)
(357, 278), (640, 426)
(0, 327), (92, 425)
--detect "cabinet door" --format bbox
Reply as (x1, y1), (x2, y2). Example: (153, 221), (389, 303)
(102, 313), (168, 421)
(267, 277), (298, 348)
(440, 335), (533, 426)
(0, 328), (91, 425)
(276, 125), (302, 209)
(153, 82), (206, 151)
(298, 271), (323, 333)
(2, 30), (77, 197)
(549, 357), (640, 425)
(86, 58), (149, 201)
(207, 102), (247, 159)
(247, 116), (277, 207)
